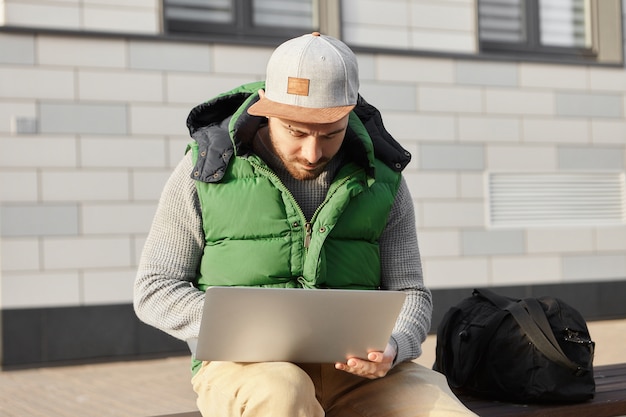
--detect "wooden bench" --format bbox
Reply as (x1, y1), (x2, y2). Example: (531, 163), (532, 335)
(456, 363), (626, 417)
(151, 363), (626, 417)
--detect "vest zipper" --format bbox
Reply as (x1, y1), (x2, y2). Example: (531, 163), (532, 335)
(247, 158), (361, 250)
(304, 222), (312, 249)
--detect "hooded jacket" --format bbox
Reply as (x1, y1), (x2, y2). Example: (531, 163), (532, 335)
(186, 81), (411, 291)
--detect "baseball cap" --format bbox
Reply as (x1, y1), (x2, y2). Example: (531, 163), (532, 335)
(247, 32), (359, 124)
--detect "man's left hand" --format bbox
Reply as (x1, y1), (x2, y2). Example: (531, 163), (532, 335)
(334, 342), (396, 379)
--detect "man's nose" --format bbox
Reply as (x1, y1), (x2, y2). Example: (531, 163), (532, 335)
(301, 137), (323, 164)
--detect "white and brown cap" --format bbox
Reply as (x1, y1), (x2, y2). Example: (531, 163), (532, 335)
(247, 32), (359, 124)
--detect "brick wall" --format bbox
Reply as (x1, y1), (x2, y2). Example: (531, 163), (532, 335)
(0, 34), (268, 309)
(1, 0), (625, 365)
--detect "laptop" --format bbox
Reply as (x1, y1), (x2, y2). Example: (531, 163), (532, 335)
(194, 286), (406, 363)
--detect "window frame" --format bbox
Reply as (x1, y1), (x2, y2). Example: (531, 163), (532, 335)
(478, 0), (614, 63)
(162, 0), (325, 43)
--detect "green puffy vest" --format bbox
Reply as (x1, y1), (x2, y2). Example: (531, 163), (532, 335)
(189, 119), (401, 291)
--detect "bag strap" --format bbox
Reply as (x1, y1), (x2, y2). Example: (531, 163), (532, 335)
(521, 298), (569, 355)
(474, 289), (585, 374)
(523, 298), (595, 370)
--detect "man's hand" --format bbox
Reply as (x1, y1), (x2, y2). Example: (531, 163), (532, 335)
(334, 342), (396, 379)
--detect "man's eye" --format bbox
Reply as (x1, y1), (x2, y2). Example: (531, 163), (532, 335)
(289, 130), (305, 137)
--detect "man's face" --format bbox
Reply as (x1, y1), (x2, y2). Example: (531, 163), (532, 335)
(266, 116), (349, 180)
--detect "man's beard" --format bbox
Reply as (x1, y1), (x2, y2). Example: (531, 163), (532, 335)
(267, 126), (331, 181)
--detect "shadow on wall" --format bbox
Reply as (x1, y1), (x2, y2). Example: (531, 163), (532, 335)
(1, 304), (188, 369)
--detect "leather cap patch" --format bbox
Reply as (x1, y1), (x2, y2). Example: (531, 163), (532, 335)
(287, 77), (310, 96)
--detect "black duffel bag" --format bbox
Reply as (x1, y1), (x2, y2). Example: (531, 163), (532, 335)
(434, 288), (595, 403)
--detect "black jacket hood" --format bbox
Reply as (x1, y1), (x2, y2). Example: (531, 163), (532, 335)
(186, 83), (411, 183)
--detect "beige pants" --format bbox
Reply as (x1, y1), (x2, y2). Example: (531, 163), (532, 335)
(192, 361), (477, 417)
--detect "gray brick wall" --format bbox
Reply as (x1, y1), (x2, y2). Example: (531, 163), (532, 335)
(1, 1), (625, 312)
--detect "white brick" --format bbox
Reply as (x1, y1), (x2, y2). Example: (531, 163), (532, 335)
(1, 238), (40, 271)
(83, 269), (136, 305)
(38, 36), (127, 68)
(456, 61), (518, 87)
(167, 74), (256, 105)
(1, 204), (79, 237)
(360, 82), (417, 111)
(81, 136), (167, 168)
(1, 271), (81, 308)
(410, 3), (474, 31)
(83, 5), (158, 34)
(422, 201), (485, 228)
(82, 203), (157, 234)
(40, 102), (127, 135)
(410, 31), (476, 53)
(596, 227), (626, 251)
(591, 120), (626, 144)
(589, 68), (626, 91)
(458, 116), (521, 143)
(78, 70), (164, 102)
(342, 24), (411, 50)
(132, 170), (171, 201)
(83, 0), (157, 6)
(0, 171), (38, 201)
(417, 230), (461, 257)
(422, 257), (490, 289)
(520, 64), (588, 90)
(522, 118), (590, 143)
(0, 67), (74, 99)
(491, 256), (562, 286)
(418, 86), (483, 113)
(41, 170), (130, 201)
(0, 135), (77, 167)
(43, 236), (132, 269)
(420, 143), (484, 171)
(526, 228), (595, 254)
(563, 254), (626, 281)
(4, 1), (80, 29)
(459, 173), (484, 199)
(130, 104), (191, 136)
(0, 33), (35, 64)
(212, 45), (272, 76)
(342, 0), (410, 25)
(404, 172), (458, 199)
(376, 56), (454, 84)
(129, 41), (210, 72)
(556, 92), (622, 118)
(487, 145), (557, 171)
(486, 89), (554, 116)
(383, 113), (456, 141)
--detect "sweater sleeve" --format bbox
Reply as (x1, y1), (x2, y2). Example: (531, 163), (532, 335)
(379, 177), (433, 364)
(133, 152), (206, 343)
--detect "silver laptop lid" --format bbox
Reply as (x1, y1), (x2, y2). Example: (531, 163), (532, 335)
(195, 286), (406, 363)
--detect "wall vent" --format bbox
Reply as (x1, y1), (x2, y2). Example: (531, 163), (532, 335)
(488, 172), (626, 227)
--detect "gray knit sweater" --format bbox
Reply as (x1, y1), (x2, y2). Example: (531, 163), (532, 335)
(134, 144), (432, 364)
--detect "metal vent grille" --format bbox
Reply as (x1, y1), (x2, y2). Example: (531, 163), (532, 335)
(488, 173), (626, 227)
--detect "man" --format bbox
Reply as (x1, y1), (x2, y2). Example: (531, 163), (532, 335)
(134, 32), (476, 416)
